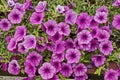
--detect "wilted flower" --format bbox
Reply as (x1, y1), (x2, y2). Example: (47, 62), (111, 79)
(56, 5), (65, 13)
(0, 18), (11, 31)
(38, 63), (56, 79)
(8, 60), (20, 75)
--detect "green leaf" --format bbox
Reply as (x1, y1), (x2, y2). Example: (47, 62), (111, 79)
(94, 65), (105, 76)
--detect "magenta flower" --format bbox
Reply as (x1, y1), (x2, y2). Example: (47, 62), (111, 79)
(77, 30), (92, 44)
(74, 38), (80, 49)
(26, 51), (42, 66)
(24, 62), (36, 77)
(89, 39), (99, 51)
(7, 38), (17, 51)
(1, 62), (8, 71)
(54, 40), (65, 53)
(112, 0), (120, 7)
(24, 0), (33, 10)
(36, 43), (46, 52)
(46, 75), (60, 80)
(49, 32), (62, 42)
(74, 74), (88, 80)
(8, 10), (23, 24)
(60, 63), (72, 77)
(7, 0), (15, 7)
(65, 48), (81, 63)
(74, 63), (87, 76)
(8, 60), (20, 75)
(101, 26), (112, 34)
(13, 3), (26, 14)
(104, 69), (118, 80)
(6, 35), (12, 44)
(92, 54), (106, 67)
(97, 29), (110, 42)
(94, 12), (107, 24)
(96, 6), (108, 15)
(80, 43), (90, 51)
(89, 16), (99, 29)
(38, 63), (56, 79)
(46, 42), (55, 51)
(0, 18), (11, 31)
(65, 38), (74, 49)
(23, 35), (36, 49)
(44, 20), (57, 36)
(56, 5), (65, 13)
(65, 9), (77, 25)
(14, 26), (26, 41)
(30, 12), (44, 25)
(99, 41), (113, 56)
(58, 22), (71, 36)
(76, 12), (90, 29)
(52, 52), (64, 62)
(50, 61), (61, 73)
(35, 1), (47, 12)
(90, 28), (99, 38)
(112, 14), (120, 30)
(18, 43), (28, 54)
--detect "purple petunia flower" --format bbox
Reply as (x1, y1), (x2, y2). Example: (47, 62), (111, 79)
(26, 51), (42, 66)
(60, 63), (72, 77)
(8, 9), (23, 24)
(96, 6), (108, 15)
(80, 43), (90, 51)
(1, 62), (8, 71)
(65, 38), (74, 49)
(89, 16), (99, 29)
(90, 28), (99, 38)
(6, 35), (12, 44)
(65, 48), (81, 63)
(94, 12), (107, 24)
(104, 69), (118, 80)
(99, 41), (113, 56)
(44, 20), (57, 36)
(24, 62), (36, 77)
(36, 43), (46, 52)
(0, 18), (11, 31)
(49, 32), (62, 42)
(8, 60), (20, 75)
(112, 14), (120, 30)
(46, 42), (55, 51)
(117, 68), (120, 76)
(52, 52), (64, 62)
(13, 3), (26, 14)
(46, 75), (60, 80)
(23, 35), (36, 49)
(76, 12), (90, 29)
(74, 74), (88, 80)
(58, 22), (71, 36)
(74, 63), (87, 76)
(24, 0), (33, 10)
(89, 39), (99, 51)
(96, 29), (110, 42)
(7, 0), (15, 7)
(112, 0), (120, 7)
(74, 38), (80, 49)
(38, 63), (56, 79)
(7, 38), (17, 51)
(92, 54), (106, 67)
(14, 26), (26, 41)
(50, 61), (61, 73)
(56, 5), (65, 13)
(65, 9), (77, 25)
(30, 12), (44, 25)
(35, 1), (47, 12)
(77, 30), (92, 44)
(54, 40), (65, 54)
(101, 26), (112, 34)
(18, 43), (28, 54)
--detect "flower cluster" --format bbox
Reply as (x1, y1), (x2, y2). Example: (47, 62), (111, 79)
(0, 0), (120, 80)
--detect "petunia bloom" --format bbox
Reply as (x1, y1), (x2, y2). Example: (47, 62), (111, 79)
(65, 9), (77, 25)
(58, 22), (71, 36)
(112, 14), (120, 30)
(50, 61), (61, 73)
(8, 60), (20, 75)
(23, 35), (36, 49)
(35, 1), (47, 12)
(24, 62), (36, 77)
(99, 41), (113, 56)
(44, 20), (57, 36)
(56, 5), (65, 13)
(8, 9), (23, 24)
(7, 0), (15, 7)
(96, 6), (108, 15)
(7, 38), (17, 51)
(30, 12), (44, 25)
(46, 75), (60, 80)
(92, 54), (106, 67)
(18, 43), (28, 54)
(112, 0), (120, 7)
(65, 38), (74, 49)
(89, 39), (99, 51)
(66, 48), (81, 63)
(0, 18), (11, 31)
(89, 16), (99, 29)
(104, 69), (118, 80)
(74, 38), (80, 49)
(38, 63), (56, 79)
(26, 51), (42, 66)
(49, 32), (62, 42)
(52, 52), (64, 62)
(60, 63), (72, 77)
(77, 30), (92, 44)
(94, 12), (107, 24)
(76, 12), (90, 29)
(14, 26), (26, 41)
(74, 74), (88, 80)
(80, 43), (90, 51)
